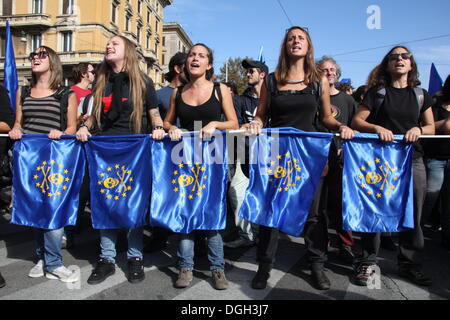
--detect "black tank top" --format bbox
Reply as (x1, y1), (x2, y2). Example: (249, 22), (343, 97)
(269, 82), (320, 132)
(176, 84), (223, 132)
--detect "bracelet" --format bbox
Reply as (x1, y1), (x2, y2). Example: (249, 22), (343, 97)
(80, 123), (89, 130)
(250, 120), (263, 127)
(153, 126), (164, 130)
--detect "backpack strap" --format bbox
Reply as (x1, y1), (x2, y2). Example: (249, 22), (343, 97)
(52, 86), (72, 131)
(213, 82), (223, 104)
(413, 87), (424, 111)
(82, 93), (93, 115)
(175, 85), (184, 108)
(20, 85), (31, 105)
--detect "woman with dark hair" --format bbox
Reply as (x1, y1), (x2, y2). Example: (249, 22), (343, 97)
(422, 74), (450, 250)
(163, 43), (238, 290)
(76, 35), (165, 285)
(8, 46), (79, 282)
(352, 46), (435, 286)
(246, 26), (354, 290)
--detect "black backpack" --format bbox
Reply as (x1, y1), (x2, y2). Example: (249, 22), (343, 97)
(20, 85), (72, 131)
(368, 87), (425, 123)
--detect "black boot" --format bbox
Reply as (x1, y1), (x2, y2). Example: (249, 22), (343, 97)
(251, 263), (271, 290)
(311, 268), (331, 290)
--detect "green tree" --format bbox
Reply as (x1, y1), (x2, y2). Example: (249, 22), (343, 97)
(217, 57), (250, 95)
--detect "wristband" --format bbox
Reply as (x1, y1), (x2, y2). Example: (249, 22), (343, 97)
(153, 126), (164, 130)
(250, 120), (263, 127)
(80, 123), (89, 130)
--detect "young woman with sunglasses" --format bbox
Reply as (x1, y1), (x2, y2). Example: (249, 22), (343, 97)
(352, 46), (435, 287)
(75, 35), (164, 285)
(8, 46), (79, 283)
(246, 26), (354, 291)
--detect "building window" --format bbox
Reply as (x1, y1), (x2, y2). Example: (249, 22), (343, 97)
(61, 32), (72, 52)
(154, 40), (158, 56)
(146, 34), (150, 49)
(137, 25), (142, 44)
(62, 0), (74, 14)
(155, 19), (159, 33)
(147, 10), (151, 24)
(137, 0), (142, 14)
(125, 15), (130, 32)
(2, 0), (13, 16)
(112, 3), (117, 23)
(33, 0), (43, 14)
(31, 34), (42, 51)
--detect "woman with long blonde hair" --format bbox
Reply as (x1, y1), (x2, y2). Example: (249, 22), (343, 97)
(76, 35), (164, 285)
(246, 26), (354, 291)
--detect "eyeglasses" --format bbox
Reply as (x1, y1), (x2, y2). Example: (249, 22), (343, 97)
(28, 51), (49, 61)
(388, 53), (412, 61)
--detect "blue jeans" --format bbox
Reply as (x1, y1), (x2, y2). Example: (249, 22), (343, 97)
(177, 231), (225, 271)
(423, 159), (450, 238)
(34, 227), (64, 272)
(99, 227), (143, 264)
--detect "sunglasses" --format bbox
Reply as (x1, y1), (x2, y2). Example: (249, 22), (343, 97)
(388, 53), (412, 61)
(247, 68), (258, 75)
(28, 51), (49, 61)
(87, 70), (96, 75)
(286, 26), (309, 34)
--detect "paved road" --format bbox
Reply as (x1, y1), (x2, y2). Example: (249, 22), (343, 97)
(1, 213), (449, 303)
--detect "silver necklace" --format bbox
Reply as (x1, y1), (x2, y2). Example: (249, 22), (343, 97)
(286, 79), (305, 84)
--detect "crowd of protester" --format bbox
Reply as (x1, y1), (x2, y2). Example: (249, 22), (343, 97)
(0, 27), (449, 292)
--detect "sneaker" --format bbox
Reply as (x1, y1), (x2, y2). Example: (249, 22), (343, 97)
(224, 237), (255, 249)
(28, 260), (44, 278)
(87, 259), (115, 285)
(0, 271), (5, 288)
(128, 257), (145, 284)
(46, 266), (80, 283)
(175, 268), (193, 288)
(353, 264), (377, 286)
(211, 269), (229, 290)
(398, 266), (432, 286)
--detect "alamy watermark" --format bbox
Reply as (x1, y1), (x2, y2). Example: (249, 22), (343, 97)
(367, 5), (382, 30)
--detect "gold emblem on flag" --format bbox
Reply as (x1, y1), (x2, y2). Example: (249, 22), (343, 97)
(172, 162), (206, 200)
(34, 160), (71, 197)
(267, 152), (302, 192)
(357, 158), (399, 199)
(98, 165), (133, 201)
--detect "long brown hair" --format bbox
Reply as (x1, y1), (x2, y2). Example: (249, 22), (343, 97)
(92, 35), (146, 133)
(274, 26), (322, 85)
(31, 46), (63, 91)
(367, 46), (420, 89)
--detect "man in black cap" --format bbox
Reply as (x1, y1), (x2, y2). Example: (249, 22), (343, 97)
(225, 59), (268, 249)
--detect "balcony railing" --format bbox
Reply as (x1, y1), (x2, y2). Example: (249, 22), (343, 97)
(0, 14), (52, 29)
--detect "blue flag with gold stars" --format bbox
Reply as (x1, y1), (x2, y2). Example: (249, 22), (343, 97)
(342, 133), (414, 232)
(238, 128), (333, 237)
(150, 132), (228, 233)
(85, 135), (152, 229)
(11, 135), (86, 229)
